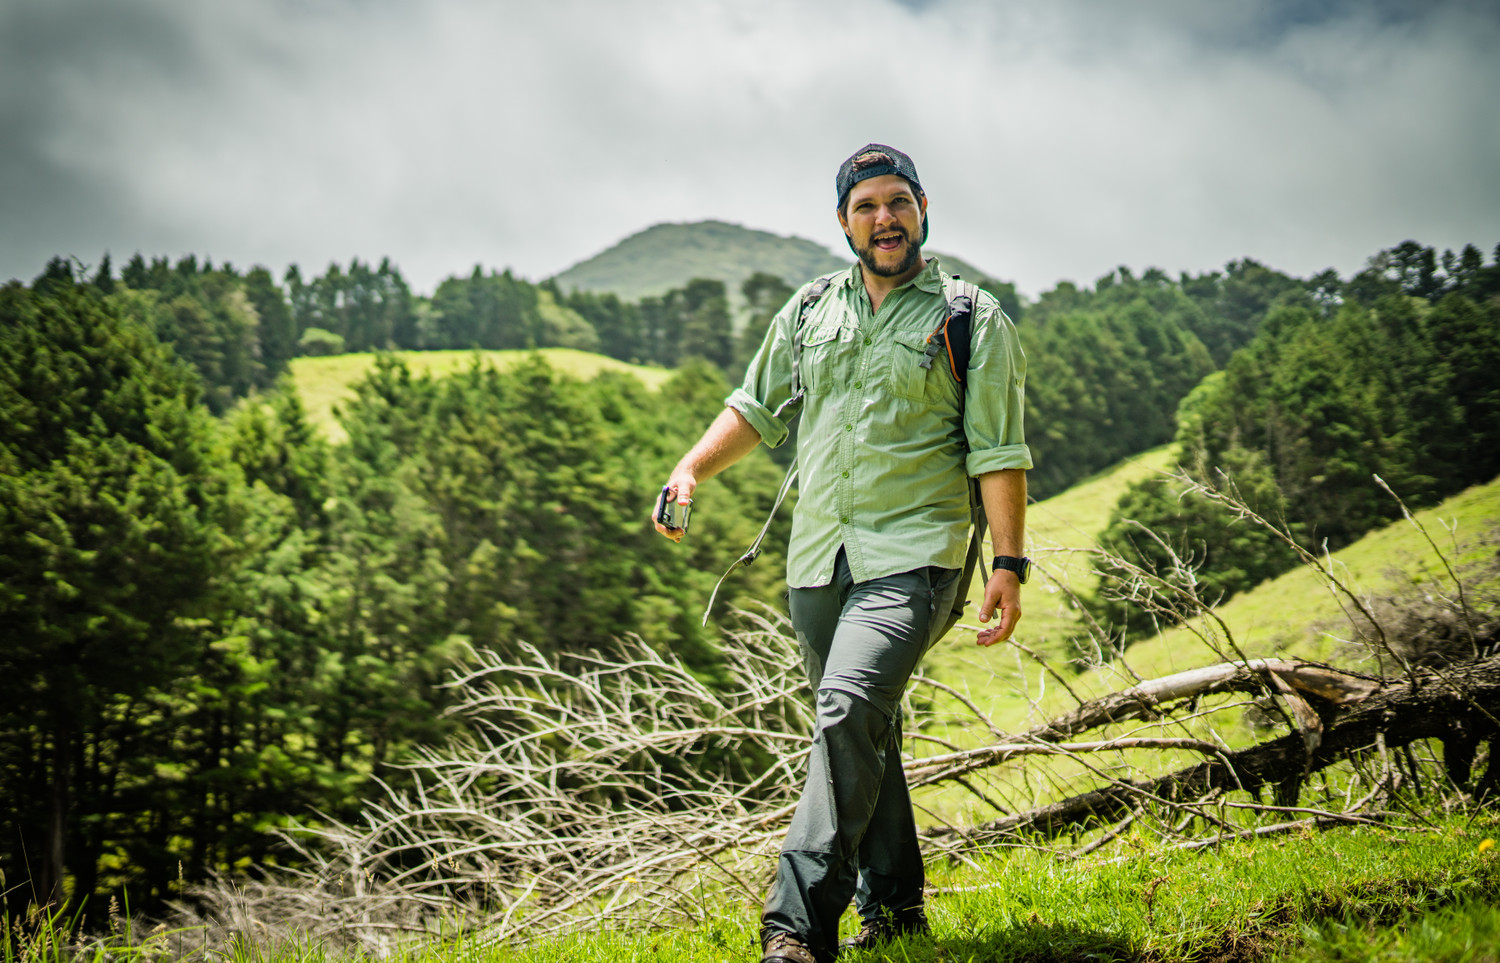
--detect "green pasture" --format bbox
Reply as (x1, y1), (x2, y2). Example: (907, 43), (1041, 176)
(927, 463), (1500, 721)
(1080, 472), (1500, 696)
(289, 349), (672, 443)
(913, 466), (1500, 827)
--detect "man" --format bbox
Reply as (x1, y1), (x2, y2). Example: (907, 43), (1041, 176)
(653, 144), (1031, 963)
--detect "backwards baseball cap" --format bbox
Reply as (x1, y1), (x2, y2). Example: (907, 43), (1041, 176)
(834, 143), (928, 245)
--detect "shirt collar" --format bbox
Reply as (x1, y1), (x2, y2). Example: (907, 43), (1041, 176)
(842, 255), (947, 295)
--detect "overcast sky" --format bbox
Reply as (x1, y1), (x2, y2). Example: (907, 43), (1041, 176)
(3, 0), (1497, 297)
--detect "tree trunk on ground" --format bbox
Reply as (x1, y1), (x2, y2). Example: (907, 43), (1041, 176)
(924, 654), (1500, 846)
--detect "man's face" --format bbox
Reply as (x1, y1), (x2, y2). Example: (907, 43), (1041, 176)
(839, 174), (927, 279)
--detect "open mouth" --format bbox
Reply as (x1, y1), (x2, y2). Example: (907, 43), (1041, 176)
(873, 231), (906, 253)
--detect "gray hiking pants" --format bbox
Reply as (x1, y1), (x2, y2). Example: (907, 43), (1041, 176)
(761, 548), (960, 961)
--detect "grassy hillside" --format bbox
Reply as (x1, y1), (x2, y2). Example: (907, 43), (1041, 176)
(921, 445), (1175, 702)
(1079, 474), (1500, 697)
(923, 460), (1500, 740)
(549, 219), (849, 306)
(901, 461), (1499, 873)
(288, 349), (671, 443)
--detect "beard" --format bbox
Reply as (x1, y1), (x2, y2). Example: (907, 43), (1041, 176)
(853, 227), (922, 278)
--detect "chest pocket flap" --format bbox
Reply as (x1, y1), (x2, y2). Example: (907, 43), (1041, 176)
(798, 322), (841, 391)
(891, 331), (941, 402)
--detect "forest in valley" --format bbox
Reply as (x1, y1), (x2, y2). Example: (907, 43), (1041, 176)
(2, 234), (1499, 922)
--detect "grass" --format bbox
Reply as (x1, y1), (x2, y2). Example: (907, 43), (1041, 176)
(1090, 474), (1500, 691)
(12, 817), (1497, 962)
(923, 463), (1500, 728)
(287, 349), (672, 443)
(1276, 897), (1500, 962)
(908, 464), (1499, 831)
(918, 445), (1175, 720)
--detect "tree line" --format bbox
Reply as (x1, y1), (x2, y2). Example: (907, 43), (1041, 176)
(1092, 241), (1500, 641)
(105, 253), (748, 404)
(93, 246), (1304, 499)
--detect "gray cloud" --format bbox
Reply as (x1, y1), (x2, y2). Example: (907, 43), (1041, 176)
(2, 0), (1496, 296)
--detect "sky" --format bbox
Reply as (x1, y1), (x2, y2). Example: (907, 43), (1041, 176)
(3, 0), (1497, 298)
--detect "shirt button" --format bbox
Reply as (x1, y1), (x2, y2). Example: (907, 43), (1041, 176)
(840, 516), (850, 524)
(863, 337), (872, 345)
(844, 424), (852, 431)
(853, 381), (862, 389)
(841, 470), (849, 478)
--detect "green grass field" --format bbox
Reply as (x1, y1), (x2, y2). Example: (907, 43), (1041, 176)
(925, 461), (1500, 725)
(288, 349), (672, 443)
(911, 464), (1499, 832)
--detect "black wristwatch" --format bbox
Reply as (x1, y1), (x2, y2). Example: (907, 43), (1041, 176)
(992, 555), (1032, 584)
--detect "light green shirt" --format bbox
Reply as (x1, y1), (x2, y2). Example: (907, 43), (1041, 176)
(728, 257), (1032, 588)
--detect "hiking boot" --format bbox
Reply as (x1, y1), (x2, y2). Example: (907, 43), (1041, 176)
(761, 930), (818, 963)
(840, 908), (931, 950)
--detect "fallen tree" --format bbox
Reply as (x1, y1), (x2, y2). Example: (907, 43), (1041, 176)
(923, 648), (1500, 847)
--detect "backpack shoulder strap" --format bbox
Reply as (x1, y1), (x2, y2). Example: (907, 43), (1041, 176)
(935, 274), (980, 385)
(930, 275), (990, 642)
(775, 273), (837, 420)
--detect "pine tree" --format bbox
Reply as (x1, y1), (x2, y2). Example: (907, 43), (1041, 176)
(245, 266), (297, 378)
(0, 264), (229, 912)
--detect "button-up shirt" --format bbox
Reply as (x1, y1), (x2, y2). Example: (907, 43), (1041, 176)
(727, 257), (1032, 588)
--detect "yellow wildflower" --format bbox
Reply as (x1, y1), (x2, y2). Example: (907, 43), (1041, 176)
(1479, 838), (1495, 855)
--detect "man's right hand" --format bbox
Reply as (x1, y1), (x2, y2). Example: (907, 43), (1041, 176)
(652, 472), (697, 542)
(651, 407), (763, 543)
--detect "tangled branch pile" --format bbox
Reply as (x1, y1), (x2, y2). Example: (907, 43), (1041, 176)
(176, 477), (1500, 953)
(181, 609), (814, 951)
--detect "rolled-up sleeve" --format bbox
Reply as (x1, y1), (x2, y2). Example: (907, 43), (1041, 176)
(964, 301), (1034, 476)
(725, 290), (803, 449)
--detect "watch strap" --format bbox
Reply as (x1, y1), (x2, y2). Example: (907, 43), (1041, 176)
(992, 555), (1031, 583)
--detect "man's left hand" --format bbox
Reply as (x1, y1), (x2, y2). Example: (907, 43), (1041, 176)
(975, 569), (1021, 647)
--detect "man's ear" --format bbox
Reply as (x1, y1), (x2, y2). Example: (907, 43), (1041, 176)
(919, 193), (929, 216)
(837, 208), (851, 238)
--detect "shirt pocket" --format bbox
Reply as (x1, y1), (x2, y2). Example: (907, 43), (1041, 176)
(891, 331), (943, 403)
(799, 322), (841, 393)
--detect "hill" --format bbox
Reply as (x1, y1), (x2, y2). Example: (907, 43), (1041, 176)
(928, 458), (1500, 729)
(918, 458), (1499, 829)
(287, 349), (672, 443)
(926, 250), (1001, 284)
(549, 220), (849, 306)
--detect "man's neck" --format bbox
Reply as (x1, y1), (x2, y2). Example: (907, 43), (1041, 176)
(862, 256), (926, 314)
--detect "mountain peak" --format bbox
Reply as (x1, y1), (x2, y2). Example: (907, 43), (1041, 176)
(550, 220), (850, 305)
